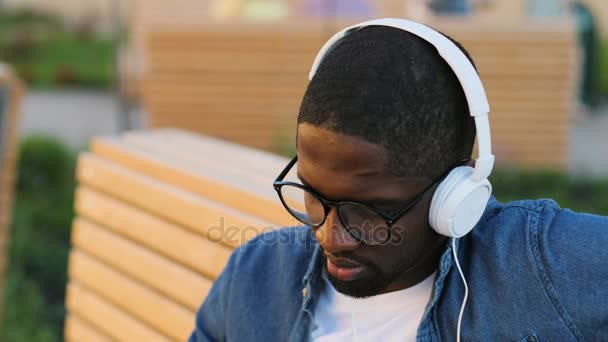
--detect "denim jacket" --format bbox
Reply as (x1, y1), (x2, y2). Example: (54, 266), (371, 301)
(189, 197), (608, 341)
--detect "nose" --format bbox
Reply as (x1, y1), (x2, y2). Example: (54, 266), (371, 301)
(315, 207), (360, 254)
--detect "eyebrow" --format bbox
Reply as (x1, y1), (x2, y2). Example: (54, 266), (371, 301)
(296, 172), (406, 210)
(296, 173), (316, 191)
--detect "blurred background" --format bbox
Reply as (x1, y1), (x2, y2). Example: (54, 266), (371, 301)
(0, 0), (606, 341)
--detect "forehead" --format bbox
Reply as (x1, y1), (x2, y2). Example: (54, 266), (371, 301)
(297, 123), (387, 175)
(296, 123), (428, 203)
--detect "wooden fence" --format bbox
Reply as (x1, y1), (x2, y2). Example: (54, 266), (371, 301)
(141, 19), (579, 169)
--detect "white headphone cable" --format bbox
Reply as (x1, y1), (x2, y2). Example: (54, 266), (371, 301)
(350, 310), (358, 341)
(452, 238), (468, 342)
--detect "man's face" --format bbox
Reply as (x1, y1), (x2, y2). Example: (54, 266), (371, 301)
(297, 123), (447, 297)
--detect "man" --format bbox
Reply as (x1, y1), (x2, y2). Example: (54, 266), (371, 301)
(189, 19), (608, 341)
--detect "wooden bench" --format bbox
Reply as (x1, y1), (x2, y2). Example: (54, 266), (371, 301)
(141, 18), (578, 169)
(64, 128), (298, 341)
(0, 65), (23, 325)
(119, 0), (414, 99)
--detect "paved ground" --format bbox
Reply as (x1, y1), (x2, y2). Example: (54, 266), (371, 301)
(17, 90), (144, 151)
(17, 90), (608, 176)
(569, 106), (608, 176)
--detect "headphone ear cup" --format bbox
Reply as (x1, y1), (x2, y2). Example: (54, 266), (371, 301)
(429, 166), (492, 237)
(429, 166), (470, 233)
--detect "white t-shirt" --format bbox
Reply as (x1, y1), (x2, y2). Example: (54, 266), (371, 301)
(312, 272), (436, 342)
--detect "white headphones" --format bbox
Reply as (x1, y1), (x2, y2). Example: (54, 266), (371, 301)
(309, 18), (495, 238)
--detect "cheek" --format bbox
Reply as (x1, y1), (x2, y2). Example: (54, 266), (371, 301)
(391, 199), (433, 243)
(375, 201), (435, 272)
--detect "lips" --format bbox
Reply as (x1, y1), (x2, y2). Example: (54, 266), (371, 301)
(325, 255), (366, 281)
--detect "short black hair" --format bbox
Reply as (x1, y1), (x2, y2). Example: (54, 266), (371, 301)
(298, 26), (477, 179)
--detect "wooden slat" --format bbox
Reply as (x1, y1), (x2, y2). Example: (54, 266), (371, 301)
(139, 129), (289, 171)
(122, 130), (289, 184)
(75, 187), (232, 279)
(68, 251), (194, 341)
(66, 282), (171, 342)
(89, 136), (294, 226)
(142, 70), (310, 85)
(490, 131), (569, 145)
(72, 218), (212, 310)
(64, 315), (112, 342)
(130, 125), (284, 151)
(142, 118), (290, 135)
(145, 117), (295, 133)
(76, 153), (278, 248)
(146, 130), (299, 183)
(142, 86), (306, 100)
(148, 56), (315, 73)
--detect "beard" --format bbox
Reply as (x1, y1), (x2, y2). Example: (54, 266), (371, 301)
(322, 255), (395, 298)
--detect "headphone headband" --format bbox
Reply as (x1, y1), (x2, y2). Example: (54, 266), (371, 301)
(309, 18), (495, 181)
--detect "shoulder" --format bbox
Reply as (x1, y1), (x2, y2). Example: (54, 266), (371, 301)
(471, 198), (608, 340)
(474, 196), (608, 337)
(534, 202), (608, 274)
(472, 196), (560, 240)
(528, 202), (607, 338)
(475, 196), (607, 251)
(535, 206), (608, 338)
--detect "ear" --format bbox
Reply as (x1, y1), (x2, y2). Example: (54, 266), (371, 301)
(466, 159), (476, 168)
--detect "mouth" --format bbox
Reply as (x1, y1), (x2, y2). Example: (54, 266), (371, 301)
(325, 255), (366, 281)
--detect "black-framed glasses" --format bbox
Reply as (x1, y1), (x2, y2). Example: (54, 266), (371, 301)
(273, 156), (468, 245)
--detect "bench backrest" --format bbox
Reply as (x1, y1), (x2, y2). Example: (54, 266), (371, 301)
(64, 129), (296, 341)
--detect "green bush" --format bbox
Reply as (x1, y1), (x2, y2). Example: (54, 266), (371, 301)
(0, 9), (115, 89)
(17, 136), (74, 193)
(490, 168), (608, 215)
(1, 135), (76, 342)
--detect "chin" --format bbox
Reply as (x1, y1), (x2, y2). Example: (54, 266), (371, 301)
(324, 263), (390, 298)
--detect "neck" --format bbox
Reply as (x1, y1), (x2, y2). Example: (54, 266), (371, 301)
(381, 234), (448, 294)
